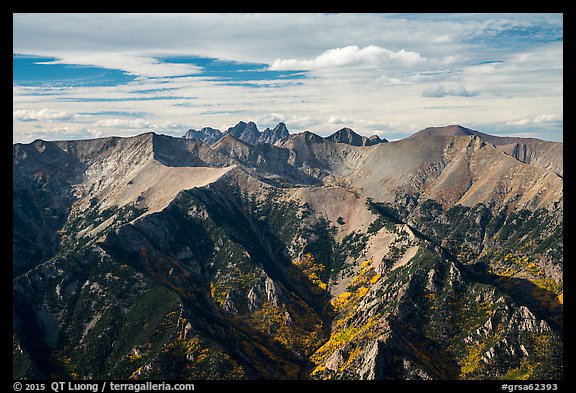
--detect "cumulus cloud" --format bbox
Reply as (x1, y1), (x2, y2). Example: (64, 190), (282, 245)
(422, 84), (479, 98)
(159, 121), (188, 130)
(255, 113), (323, 131)
(506, 114), (562, 126)
(95, 118), (157, 129)
(256, 113), (288, 128)
(13, 108), (88, 121)
(14, 126), (104, 143)
(327, 115), (354, 125)
(286, 115), (323, 130)
(269, 45), (426, 70)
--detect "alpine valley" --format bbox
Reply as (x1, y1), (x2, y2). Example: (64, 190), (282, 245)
(13, 122), (563, 380)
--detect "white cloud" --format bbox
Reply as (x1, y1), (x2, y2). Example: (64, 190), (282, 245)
(327, 115), (354, 125)
(13, 126), (104, 143)
(255, 113), (324, 132)
(506, 114), (562, 126)
(159, 121), (188, 130)
(376, 74), (403, 84)
(285, 115), (323, 131)
(95, 118), (157, 129)
(269, 45), (426, 71)
(422, 84), (479, 98)
(13, 108), (88, 121)
(256, 113), (287, 128)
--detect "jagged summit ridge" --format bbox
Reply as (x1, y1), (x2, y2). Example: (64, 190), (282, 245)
(183, 121), (290, 146)
(183, 121), (387, 147)
(226, 121), (261, 145)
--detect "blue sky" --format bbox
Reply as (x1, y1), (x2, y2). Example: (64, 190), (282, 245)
(13, 13), (563, 143)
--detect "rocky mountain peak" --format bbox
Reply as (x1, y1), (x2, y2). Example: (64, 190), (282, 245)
(365, 135), (387, 146)
(183, 127), (224, 146)
(226, 121), (261, 145)
(326, 127), (385, 146)
(300, 130), (325, 144)
(411, 124), (476, 138)
(326, 127), (364, 146)
(260, 122), (290, 145)
(272, 122), (288, 133)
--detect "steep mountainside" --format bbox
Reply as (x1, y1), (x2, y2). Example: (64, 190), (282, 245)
(13, 125), (563, 380)
(346, 135), (562, 212)
(411, 125), (563, 177)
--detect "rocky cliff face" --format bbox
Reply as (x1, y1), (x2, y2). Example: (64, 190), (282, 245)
(13, 125), (563, 380)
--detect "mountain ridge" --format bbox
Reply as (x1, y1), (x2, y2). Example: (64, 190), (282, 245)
(13, 122), (563, 380)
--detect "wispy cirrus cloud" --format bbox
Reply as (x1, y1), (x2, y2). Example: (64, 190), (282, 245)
(36, 53), (203, 78)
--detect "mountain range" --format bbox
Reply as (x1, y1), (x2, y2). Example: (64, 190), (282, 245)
(13, 123), (563, 380)
(183, 121), (387, 147)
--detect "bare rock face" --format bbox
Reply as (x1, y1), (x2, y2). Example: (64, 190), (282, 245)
(325, 348), (345, 372)
(247, 287), (262, 312)
(247, 272), (284, 311)
(357, 340), (381, 379)
(500, 140), (563, 177)
(222, 292), (239, 315)
(264, 276), (282, 306)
